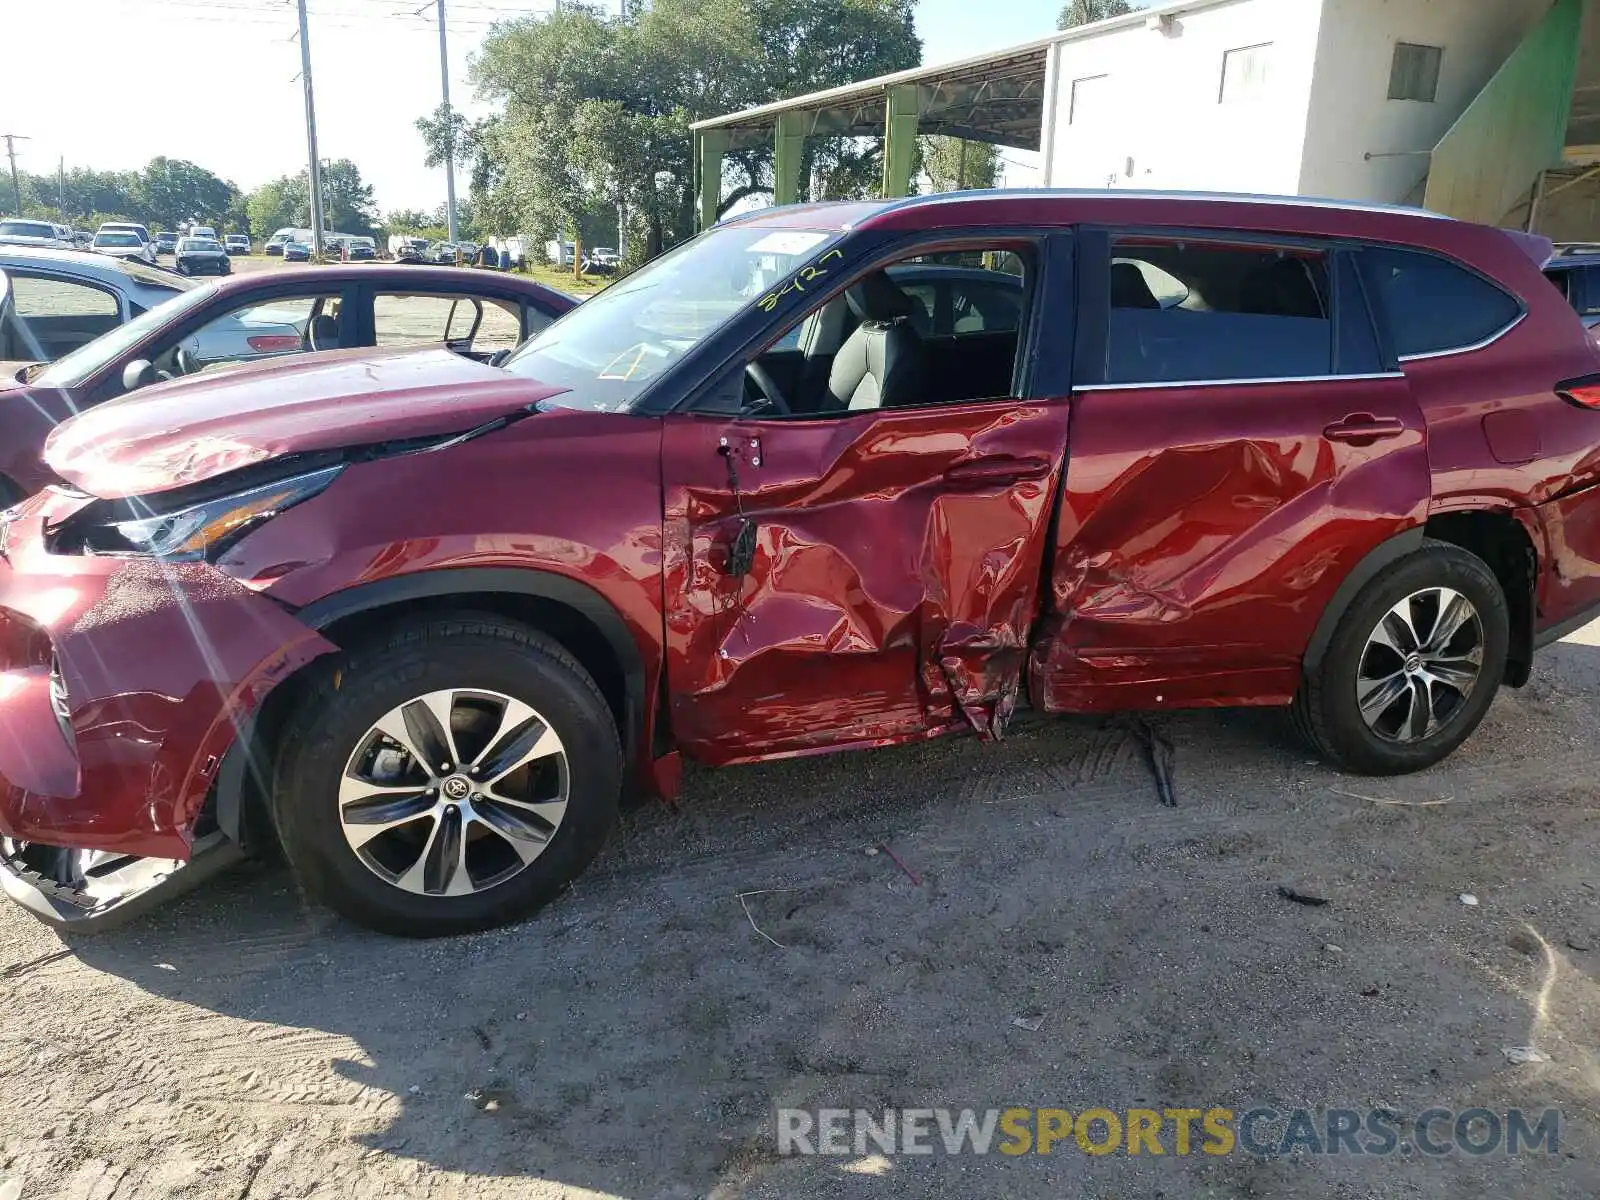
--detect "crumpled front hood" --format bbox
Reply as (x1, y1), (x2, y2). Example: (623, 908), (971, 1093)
(45, 346), (568, 499)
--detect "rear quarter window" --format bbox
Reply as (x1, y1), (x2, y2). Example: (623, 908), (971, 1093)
(1359, 247), (1522, 358)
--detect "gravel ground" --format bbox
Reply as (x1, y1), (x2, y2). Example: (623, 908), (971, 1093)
(2, 623), (1599, 1199)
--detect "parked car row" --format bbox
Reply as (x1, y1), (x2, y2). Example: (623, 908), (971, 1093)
(0, 190), (1598, 943)
(0, 220), (75, 250)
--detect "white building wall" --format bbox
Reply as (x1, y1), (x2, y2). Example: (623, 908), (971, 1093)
(1298, 0), (1549, 203)
(1043, 0), (1327, 195)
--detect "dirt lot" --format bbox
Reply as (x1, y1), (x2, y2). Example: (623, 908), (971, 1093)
(2, 616), (1600, 1199)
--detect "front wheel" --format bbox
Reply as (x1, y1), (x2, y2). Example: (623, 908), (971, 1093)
(273, 615), (622, 936)
(1293, 540), (1509, 775)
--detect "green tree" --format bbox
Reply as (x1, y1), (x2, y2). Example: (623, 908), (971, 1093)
(320, 159), (380, 237)
(246, 175), (307, 236)
(920, 137), (999, 193)
(436, 0), (921, 260)
(244, 161), (379, 238)
(19, 167), (150, 227)
(139, 157), (241, 230)
(1057, 0), (1133, 29)
(383, 208), (433, 233)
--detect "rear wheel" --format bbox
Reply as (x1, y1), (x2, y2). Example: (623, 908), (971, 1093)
(273, 615), (621, 936)
(1294, 540), (1509, 774)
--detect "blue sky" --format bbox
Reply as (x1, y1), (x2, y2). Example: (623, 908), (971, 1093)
(0, 0), (1140, 214)
(921, 0), (1070, 63)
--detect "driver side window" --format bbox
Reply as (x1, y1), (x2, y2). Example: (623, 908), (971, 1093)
(143, 294), (343, 389)
(724, 245), (1033, 419)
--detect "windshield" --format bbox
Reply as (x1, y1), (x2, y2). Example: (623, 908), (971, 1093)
(503, 225), (847, 411)
(179, 238), (221, 251)
(95, 233), (141, 247)
(31, 283), (217, 388)
(0, 221), (56, 239)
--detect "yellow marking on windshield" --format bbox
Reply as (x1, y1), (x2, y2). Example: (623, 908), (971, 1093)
(598, 343), (650, 381)
(756, 248), (844, 314)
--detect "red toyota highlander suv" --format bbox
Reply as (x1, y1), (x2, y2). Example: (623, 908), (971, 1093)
(1, 191), (1597, 936)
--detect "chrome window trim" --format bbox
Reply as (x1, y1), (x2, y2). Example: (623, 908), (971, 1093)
(1076, 372), (1406, 392)
(1395, 309), (1527, 363)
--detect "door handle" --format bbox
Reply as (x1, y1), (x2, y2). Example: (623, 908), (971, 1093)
(1323, 414), (1407, 445)
(942, 456), (1052, 488)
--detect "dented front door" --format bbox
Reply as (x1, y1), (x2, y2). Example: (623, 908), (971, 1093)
(661, 399), (1071, 764)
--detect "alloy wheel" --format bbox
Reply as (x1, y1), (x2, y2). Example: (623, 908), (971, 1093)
(338, 688), (569, 897)
(1355, 587), (1485, 743)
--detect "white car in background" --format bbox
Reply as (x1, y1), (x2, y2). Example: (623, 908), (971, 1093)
(91, 230), (158, 265)
(0, 246), (302, 375)
(96, 221), (152, 246)
(0, 220), (72, 249)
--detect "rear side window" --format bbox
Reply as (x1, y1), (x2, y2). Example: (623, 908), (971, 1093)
(1580, 267), (1600, 317)
(1359, 247), (1521, 358)
(1102, 237), (1333, 384)
(1557, 265), (1600, 317)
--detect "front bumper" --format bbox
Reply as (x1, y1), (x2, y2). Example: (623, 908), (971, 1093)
(0, 498), (336, 863)
(180, 257), (230, 275)
(0, 830), (245, 930)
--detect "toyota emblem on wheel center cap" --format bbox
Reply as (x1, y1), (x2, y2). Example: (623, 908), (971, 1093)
(442, 775), (472, 800)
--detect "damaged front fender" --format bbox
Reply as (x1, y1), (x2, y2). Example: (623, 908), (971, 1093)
(0, 498), (338, 861)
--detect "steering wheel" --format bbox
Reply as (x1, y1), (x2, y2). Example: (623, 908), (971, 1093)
(743, 360), (792, 416)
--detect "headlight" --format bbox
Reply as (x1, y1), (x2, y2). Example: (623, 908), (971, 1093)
(58, 465), (343, 561)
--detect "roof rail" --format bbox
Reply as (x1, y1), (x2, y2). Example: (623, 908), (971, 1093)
(1552, 243), (1600, 256)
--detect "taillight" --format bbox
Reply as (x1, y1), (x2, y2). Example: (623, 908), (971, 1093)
(247, 334), (301, 352)
(1557, 372), (1600, 410)
(1562, 384), (1600, 410)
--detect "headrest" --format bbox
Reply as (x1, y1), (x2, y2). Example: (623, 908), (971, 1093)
(1110, 261), (1160, 309)
(845, 270), (917, 322)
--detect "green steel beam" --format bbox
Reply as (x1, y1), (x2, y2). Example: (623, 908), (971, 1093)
(696, 128), (729, 231)
(1424, 0), (1583, 225)
(774, 111), (807, 206)
(882, 83), (921, 198)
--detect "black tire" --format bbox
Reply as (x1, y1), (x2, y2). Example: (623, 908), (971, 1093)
(1294, 539), (1509, 775)
(272, 614), (621, 936)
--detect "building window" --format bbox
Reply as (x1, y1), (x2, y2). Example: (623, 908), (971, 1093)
(1388, 42), (1443, 102)
(1219, 43), (1273, 103)
(1070, 74), (1111, 124)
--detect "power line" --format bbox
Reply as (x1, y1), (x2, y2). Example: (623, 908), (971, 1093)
(131, 0), (529, 25)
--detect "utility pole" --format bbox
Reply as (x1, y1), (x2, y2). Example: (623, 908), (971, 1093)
(435, 0), (458, 244)
(294, 0), (327, 259)
(57, 156), (65, 216)
(1, 134), (27, 217)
